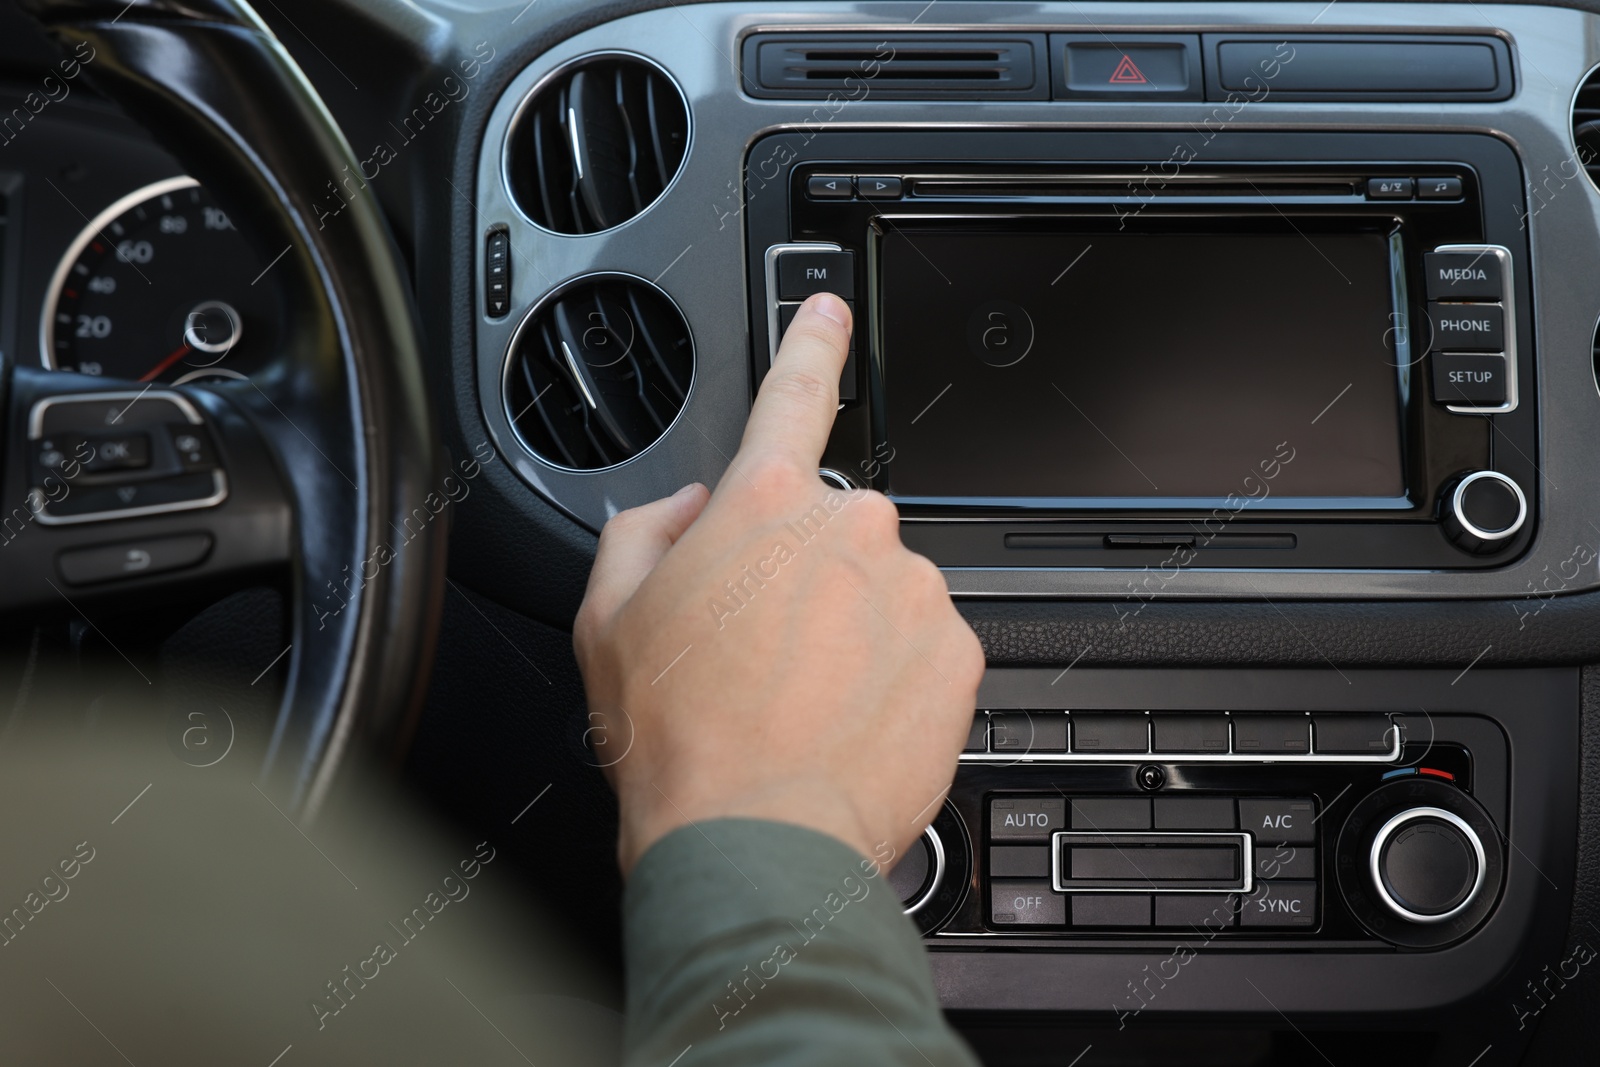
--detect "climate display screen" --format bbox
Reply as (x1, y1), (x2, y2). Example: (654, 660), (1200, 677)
(877, 228), (1407, 507)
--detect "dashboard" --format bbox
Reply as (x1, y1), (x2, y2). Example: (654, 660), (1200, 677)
(3, 2), (1600, 1065)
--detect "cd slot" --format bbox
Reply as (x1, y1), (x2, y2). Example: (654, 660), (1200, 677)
(1003, 532), (1298, 551)
(911, 176), (1360, 199)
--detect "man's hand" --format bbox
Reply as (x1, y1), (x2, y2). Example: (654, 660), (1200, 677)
(574, 293), (985, 874)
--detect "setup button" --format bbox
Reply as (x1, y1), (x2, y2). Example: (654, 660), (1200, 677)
(1432, 353), (1508, 407)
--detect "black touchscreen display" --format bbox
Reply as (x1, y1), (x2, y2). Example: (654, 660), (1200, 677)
(878, 228), (1407, 507)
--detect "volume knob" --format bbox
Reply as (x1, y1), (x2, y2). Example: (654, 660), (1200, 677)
(1443, 470), (1526, 553)
(1369, 807), (1486, 923)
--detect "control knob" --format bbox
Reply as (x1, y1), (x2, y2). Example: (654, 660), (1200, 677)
(1369, 807), (1486, 923)
(1335, 778), (1504, 947)
(1442, 470), (1526, 553)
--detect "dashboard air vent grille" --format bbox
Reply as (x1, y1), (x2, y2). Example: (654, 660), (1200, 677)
(744, 33), (1046, 99)
(504, 276), (693, 471)
(505, 54), (689, 234)
(1572, 64), (1600, 187)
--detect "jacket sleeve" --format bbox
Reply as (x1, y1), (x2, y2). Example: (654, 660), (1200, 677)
(621, 818), (981, 1067)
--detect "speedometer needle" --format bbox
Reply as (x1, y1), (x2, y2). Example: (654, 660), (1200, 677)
(139, 342), (192, 382)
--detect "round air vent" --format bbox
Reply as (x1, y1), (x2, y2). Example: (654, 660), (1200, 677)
(1573, 63), (1600, 189)
(504, 275), (694, 471)
(504, 53), (689, 234)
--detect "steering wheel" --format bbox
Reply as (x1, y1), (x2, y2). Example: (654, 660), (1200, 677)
(3, 0), (447, 817)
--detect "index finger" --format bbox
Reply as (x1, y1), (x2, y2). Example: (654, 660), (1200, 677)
(735, 293), (852, 469)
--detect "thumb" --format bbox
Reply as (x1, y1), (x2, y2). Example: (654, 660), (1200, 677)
(580, 483), (711, 629)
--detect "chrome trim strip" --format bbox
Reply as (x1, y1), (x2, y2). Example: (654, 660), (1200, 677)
(1368, 806), (1486, 924)
(1050, 830), (1255, 895)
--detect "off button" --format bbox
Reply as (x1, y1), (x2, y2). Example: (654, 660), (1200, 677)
(990, 880), (1065, 925)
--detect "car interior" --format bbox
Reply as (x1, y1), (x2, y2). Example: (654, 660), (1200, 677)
(1, 0), (1597, 1063)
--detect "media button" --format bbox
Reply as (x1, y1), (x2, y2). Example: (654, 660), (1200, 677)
(1432, 353), (1508, 407)
(1418, 176), (1464, 199)
(1425, 251), (1503, 300)
(1429, 303), (1503, 351)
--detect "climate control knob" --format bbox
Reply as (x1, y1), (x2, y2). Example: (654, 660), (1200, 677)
(1369, 807), (1486, 923)
(1443, 470), (1526, 553)
(1335, 778), (1504, 947)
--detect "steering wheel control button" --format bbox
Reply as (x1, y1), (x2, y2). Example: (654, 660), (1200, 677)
(991, 881), (1065, 926)
(1070, 797), (1151, 831)
(57, 533), (214, 586)
(858, 176), (903, 200)
(1424, 250), (1503, 300)
(1312, 715), (1397, 755)
(1069, 712), (1148, 753)
(1427, 302), (1503, 351)
(1419, 176), (1465, 199)
(1241, 880), (1317, 927)
(1239, 798), (1316, 845)
(1053, 34), (1201, 100)
(990, 847), (1050, 879)
(806, 175), (853, 200)
(1155, 894), (1238, 928)
(776, 250), (855, 300)
(1445, 470), (1527, 552)
(1151, 713), (1228, 753)
(1232, 715), (1310, 755)
(1371, 808), (1486, 923)
(484, 227), (511, 318)
(1154, 797), (1236, 830)
(990, 798), (1065, 842)
(1432, 353), (1507, 406)
(27, 392), (228, 525)
(1072, 894), (1152, 927)
(991, 711), (1067, 754)
(1365, 177), (1415, 200)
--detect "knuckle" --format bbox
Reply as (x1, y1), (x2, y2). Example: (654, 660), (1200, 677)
(765, 368), (835, 407)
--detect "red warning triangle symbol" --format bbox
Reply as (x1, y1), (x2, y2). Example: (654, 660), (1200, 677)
(1108, 54), (1148, 84)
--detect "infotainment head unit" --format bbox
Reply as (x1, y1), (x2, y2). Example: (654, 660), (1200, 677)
(746, 131), (1537, 570)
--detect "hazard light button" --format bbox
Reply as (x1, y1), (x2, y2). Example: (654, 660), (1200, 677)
(1052, 34), (1201, 100)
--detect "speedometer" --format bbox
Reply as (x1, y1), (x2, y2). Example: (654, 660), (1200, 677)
(40, 176), (279, 383)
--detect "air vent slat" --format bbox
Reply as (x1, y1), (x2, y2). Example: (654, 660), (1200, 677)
(506, 276), (694, 472)
(506, 55), (689, 235)
(745, 33), (1047, 99)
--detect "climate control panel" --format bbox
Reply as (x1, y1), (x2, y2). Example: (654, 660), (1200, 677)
(902, 709), (1509, 949)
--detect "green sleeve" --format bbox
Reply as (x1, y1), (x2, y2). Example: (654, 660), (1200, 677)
(622, 818), (981, 1067)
